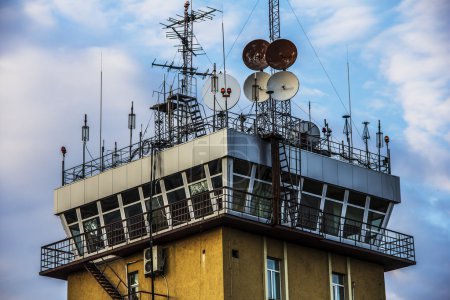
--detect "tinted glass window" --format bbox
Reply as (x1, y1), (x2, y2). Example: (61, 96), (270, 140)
(186, 165), (205, 183)
(326, 185), (345, 201)
(124, 203), (143, 218)
(302, 178), (323, 195)
(101, 196), (119, 212)
(64, 209), (78, 224)
(142, 181), (161, 198)
(348, 191), (366, 207)
(233, 158), (252, 176)
(80, 202), (98, 219)
(121, 188), (140, 206)
(369, 197), (389, 213)
(166, 188), (186, 204)
(208, 159), (222, 175)
(255, 164), (272, 181)
(164, 173), (184, 191)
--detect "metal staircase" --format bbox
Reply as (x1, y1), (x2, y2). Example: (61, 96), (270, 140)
(84, 262), (123, 299)
(180, 95), (207, 137)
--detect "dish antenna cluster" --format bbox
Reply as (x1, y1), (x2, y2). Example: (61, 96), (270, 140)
(242, 38), (300, 103)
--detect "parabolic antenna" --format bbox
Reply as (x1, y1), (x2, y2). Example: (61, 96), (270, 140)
(242, 39), (270, 71)
(299, 121), (320, 146)
(266, 39), (298, 70)
(267, 71), (299, 101)
(243, 71), (270, 102)
(202, 73), (241, 111)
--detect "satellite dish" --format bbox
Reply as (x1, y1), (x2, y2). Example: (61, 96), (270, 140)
(266, 39), (298, 70)
(242, 39), (270, 71)
(202, 73), (241, 111)
(267, 71), (299, 101)
(243, 72), (270, 102)
(299, 121), (320, 146)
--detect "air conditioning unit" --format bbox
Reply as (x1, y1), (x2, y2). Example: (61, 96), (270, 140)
(144, 246), (164, 276)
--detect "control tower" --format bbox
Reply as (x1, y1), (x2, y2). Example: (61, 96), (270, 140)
(39, 2), (415, 300)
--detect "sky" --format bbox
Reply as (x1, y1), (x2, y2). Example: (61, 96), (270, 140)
(0, 0), (449, 299)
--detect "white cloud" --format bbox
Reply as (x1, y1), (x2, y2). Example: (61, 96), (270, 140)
(23, 0), (56, 27)
(368, 0), (450, 191)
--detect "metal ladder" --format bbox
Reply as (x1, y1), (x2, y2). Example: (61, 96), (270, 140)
(84, 261), (124, 299)
(279, 142), (299, 226)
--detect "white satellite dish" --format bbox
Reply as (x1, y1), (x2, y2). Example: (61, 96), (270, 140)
(299, 121), (320, 146)
(266, 71), (299, 101)
(243, 71), (270, 102)
(202, 73), (241, 111)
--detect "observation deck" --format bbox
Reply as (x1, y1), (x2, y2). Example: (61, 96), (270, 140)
(41, 187), (414, 280)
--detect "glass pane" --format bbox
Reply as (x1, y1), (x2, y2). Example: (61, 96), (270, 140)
(101, 196), (119, 212)
(267, 271), (273, 298)
(302, 178), (323, 195)
(368, 211), (384, 228)
(125, 204), (145, 240)
(64, 209), (78, 224)
(344, 206), (364, 239)
(83, 217), (104, 253)
(348, 191), (366, 207)
(323, 201), (343, 235)
(267, 258), (275, 270)
(145, 196), (168, 232)
(232, 176), (249, 212)
(69, 224), (84, 256)
(233, 158), (252, 176)
(164, 173), (184, 191)
(189, 180), (208, 196)
(103, 210), (125, 246)
(80, 202), (98, 219)
(122, 188), (140, 206)
(142, 181), (161, 198)
(298, 194), (321, 230)
(208, 159), (222, 175)
(255, 164), (271, 181)
(369, 197), (389, 213)
(166, 188), (186, 204)
(251, 181), (272, 218)
(326, 185), (345, 201)
(211, 176), (222, 189)
(186, 165), (206, 183)
(274, 272), (281, 299)
(332, 273), (343, 285)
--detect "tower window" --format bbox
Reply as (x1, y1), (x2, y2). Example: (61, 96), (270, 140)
(128, 271), (139, 300)
(267, 258), (281, 300)
(332, 273), (345, 300)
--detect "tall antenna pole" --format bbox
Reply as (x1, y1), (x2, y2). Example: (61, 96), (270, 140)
(99, 53), (103, 166)
(346, 48), (353, 154)
(221, 13), (228, 125)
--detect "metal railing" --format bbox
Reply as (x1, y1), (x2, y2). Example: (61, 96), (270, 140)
(62, 113), (390, 185)
(41, 188), (414, 273)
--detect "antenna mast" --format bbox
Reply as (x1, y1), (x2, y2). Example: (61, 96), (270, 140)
(99, 53), (103, 169)
(346, 49), (353, 155)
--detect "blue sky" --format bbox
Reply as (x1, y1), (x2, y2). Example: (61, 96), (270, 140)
(1, 0), (449, 299)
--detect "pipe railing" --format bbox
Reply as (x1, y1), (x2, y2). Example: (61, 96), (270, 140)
(41, 188), (414, 272)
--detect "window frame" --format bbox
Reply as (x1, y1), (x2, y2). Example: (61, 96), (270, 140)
(266, 257), (282, 300)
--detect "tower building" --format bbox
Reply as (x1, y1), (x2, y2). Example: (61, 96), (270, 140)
(39, 2), (415, 299)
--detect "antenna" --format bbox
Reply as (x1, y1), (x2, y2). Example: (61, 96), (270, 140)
(266, 39), (297, 70)
(346, 48), (353, 156)
(243, 71), (270, 102)
(242, 39), (270, 71)
(376, 120), (384, 171)
(202, 73), (241, 111)
(99, 53), (103, 167)
(128, 101), (136, 160)
(81, 114), (89, 178)
(342, 114), (351, 162)
(362, 121), (370, 167)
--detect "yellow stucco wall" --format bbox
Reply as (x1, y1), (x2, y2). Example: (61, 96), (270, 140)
(67, 226), (386, 300)
(68, 228), (224, 300)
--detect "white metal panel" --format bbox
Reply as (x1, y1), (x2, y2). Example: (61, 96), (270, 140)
(70, 181), (85, 208)
(352, 166), (368, 193)
(381, 173), (400, 201)
(56, 186), (71, 213)
(306, 153), (323, 179)
(193, 136), (210, 165)
(127, 159), (142, 188)
(337, 162), (353, 188)
(161, 146), (179, 177)
(367, 171), (382, 197)
(177, 142), (193, 172)
(98, 169), (113, 199)
(141, 157), (151, 183)
(84, 176), (99, 204)
(208, 129), (227, 159)
(322, 156), (338, 184)
(112, 165), (127, 194)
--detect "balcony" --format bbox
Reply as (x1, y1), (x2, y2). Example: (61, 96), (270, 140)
(40, 188), (414, 279)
